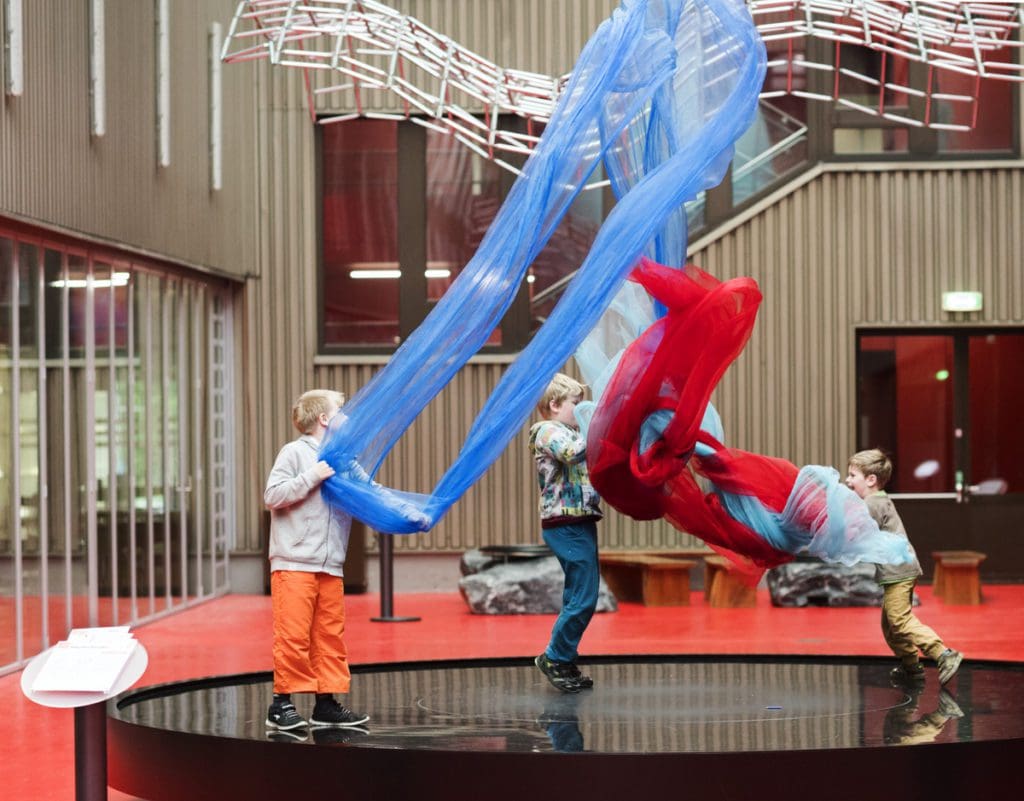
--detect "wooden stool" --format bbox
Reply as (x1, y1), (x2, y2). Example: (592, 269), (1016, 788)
(598, 554), (697, 606)
(703, 555), (756, 608)
(932, 550), (986, 605)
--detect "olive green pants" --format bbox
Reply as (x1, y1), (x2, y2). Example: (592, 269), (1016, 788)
(881, 579), (946, 665)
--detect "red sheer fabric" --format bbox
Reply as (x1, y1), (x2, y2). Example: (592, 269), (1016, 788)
(587, 260), (797, 580)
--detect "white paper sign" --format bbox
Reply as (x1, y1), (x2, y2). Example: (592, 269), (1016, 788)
(32, 627), (139, 694)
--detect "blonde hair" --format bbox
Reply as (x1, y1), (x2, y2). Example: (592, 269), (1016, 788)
(848, 448), (893, 489)
(292, 389), (346, 434)
(537, 372), (586, 418)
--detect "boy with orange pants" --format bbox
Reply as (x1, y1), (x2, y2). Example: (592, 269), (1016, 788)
(264, 389), (369, 732)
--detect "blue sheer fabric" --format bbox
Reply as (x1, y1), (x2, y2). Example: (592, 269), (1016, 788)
(320, 0), (765, 533)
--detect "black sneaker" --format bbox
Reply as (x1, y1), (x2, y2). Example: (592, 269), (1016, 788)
(535, 654), (582, 693)
(565, 663), (594, 689)
(937, 649), (963, 685)
(310, 697), (370, 728)
(889, 662), (925, 685)
(266, 699), (308, 731)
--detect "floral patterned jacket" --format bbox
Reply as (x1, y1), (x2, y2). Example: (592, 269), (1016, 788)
(528, 420), (602, 528)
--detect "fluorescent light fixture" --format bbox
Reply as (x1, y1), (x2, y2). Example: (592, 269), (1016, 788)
(424, 269), (450, 279)
(350, 269), (401, 279)
(49, 272), (130, 289)
(942, 291), (982, 312)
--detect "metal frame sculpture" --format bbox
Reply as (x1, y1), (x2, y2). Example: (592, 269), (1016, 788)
(223, 0), (1024, 176)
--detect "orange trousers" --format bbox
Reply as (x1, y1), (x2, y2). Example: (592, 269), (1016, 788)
(271, 570), (351, 694)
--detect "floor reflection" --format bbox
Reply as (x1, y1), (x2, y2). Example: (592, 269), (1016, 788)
(113, 656), (1024, 755)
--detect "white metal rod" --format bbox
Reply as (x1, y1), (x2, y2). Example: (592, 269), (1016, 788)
(85, 260), (98, 626)
(3, 0), (23, 96)
(156, 0), (172, 167)
(210, 23), (223, 191)
(90, 0), (106, 136)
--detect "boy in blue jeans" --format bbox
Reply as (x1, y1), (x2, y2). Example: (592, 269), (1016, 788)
(529, 373), (603, 693)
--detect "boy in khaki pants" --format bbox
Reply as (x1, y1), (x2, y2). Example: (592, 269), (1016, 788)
(846, 449), (962, 685)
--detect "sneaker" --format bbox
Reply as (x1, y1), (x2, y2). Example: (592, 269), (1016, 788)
(565, 663), (594, 689)
(535, 654), (582, 693)
(890, 662), (925, 684)
(937, 689), (964, 719)
(266, 699), (308, 731)
(266, 728), (309, 743)
(310, 696), (371, 728)
(937, 649), (963, 685)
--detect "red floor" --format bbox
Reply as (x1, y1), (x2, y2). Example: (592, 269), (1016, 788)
(5, 585), (1024, 801)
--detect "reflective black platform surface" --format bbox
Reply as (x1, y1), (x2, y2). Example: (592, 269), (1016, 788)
(109, 656), (1024, 801)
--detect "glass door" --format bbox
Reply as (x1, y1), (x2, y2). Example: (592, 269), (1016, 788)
(856, 329), (1024, 581)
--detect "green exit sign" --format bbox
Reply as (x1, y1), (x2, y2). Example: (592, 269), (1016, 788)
(941, 291), (983, 312)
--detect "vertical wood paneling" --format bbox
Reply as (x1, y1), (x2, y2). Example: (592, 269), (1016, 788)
(233, 2), (1024, 559)
(0, 1), (257, 278)
(690, 165), (1024, 481)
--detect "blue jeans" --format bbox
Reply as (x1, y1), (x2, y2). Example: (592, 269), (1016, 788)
(542, 521), (599, 663)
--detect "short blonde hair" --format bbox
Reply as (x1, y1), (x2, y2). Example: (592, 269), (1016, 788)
(848, 448), (893, 489)
(292, 389), (346, 434)
(537, 372), (586, 418)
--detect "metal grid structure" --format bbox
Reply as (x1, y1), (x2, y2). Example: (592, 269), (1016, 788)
(222, 0), (1024, 171)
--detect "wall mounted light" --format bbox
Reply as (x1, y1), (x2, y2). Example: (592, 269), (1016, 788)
(350, 269), (401, 279)
(49, 272), (130, 289)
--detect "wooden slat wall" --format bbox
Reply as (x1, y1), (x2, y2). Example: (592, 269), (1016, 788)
(690, 165), (1024, 477)
(0, 0), (257, 278)
(235, 2), (1024, 557)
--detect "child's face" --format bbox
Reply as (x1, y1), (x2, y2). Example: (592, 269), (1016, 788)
(549, 394), (582, 428)
(845, 465), (876, 498)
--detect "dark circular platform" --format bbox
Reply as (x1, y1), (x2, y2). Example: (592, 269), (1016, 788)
(109, 655), (1024, 801)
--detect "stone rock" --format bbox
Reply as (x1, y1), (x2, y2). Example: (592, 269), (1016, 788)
(767, 560), (920, 607)
(458, 549), (618, 615)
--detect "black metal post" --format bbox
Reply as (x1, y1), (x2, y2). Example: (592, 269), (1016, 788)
(74, 702), (107, 801)
(371, 532), (420, 622)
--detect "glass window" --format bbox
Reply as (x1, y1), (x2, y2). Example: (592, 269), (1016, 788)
(322, 120), (400, 346)
(425, 127), (504, 344)
(936, 46), (1015, 153)
(320, 118), (528, 351)
(1, 238), (14, 564)
(833, 127), (909, 155)
(733, 99), (809, 205)
(529, 187), (604, 332)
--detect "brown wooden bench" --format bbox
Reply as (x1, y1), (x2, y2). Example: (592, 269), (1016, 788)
(598, 553), (698, 606)
(703, 555), (757, 608)
(932, 550), (987, 605)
